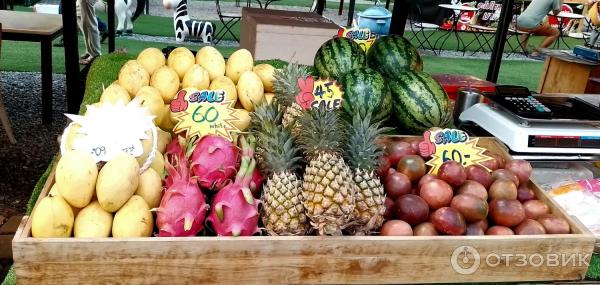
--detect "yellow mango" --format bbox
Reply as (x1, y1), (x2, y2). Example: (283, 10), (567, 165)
(74, 201), (113, 238)
(56, 149), (98, 208)
(112, 195), (153, 237)
(96, 153), (140, 212)
(226, 49), (253, 84)
(31, 195), (74, 238)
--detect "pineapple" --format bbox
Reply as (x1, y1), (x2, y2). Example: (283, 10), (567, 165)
(258, 127), (307, 236)
(297, 108), (355, 236)
(273, 63), (309, 132)
(344, 113), (390, 235)
(252, 101), (307, 235)
(250, 102), (282, 170)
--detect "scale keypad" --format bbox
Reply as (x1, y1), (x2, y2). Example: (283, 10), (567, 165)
(499, 96), (552, 119)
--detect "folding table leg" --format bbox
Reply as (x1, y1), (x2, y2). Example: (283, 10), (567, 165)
(0, 93), (16, 144)
(41, 39), (53, 124)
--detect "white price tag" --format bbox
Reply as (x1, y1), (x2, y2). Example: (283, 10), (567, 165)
(63, 99), (155, 163)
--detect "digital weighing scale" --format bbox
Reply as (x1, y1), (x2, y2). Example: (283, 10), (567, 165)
(459, 90), (600, 159)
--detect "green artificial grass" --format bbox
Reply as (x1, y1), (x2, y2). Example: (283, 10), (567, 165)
(588, 254), (600, 279)
(80, 52), (135, 114)
(96, 12), (241, 40)
(422, 56), (544, 91)
(0, 38), (238, 73)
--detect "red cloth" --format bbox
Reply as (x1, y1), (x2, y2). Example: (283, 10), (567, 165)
(431, 74), (496, 100)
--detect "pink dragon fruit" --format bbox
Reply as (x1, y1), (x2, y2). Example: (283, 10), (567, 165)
(249, 168), (264, 198)
(156, 139), (208, 237)
(190, 135), (239, 190)
(164, 135), (189, 189)
(206, 136), (260, 236)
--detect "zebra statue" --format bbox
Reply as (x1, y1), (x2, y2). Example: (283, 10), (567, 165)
(163, 0), (215, 43)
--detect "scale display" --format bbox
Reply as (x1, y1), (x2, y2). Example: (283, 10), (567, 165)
(528, 135), (600, 148)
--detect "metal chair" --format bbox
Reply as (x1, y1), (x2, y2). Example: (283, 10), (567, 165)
(214, 0), (242, 44)
(408, 4), (440, 54)
(464, 8), (498, 55)
(505, 27), (530, 57)
(0, 24), (16, 144)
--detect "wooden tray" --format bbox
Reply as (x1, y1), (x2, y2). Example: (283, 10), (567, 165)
(12, 137), (596, 284)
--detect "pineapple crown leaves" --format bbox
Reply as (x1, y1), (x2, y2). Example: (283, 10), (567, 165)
(296, 106), (347, 158)
(256, 126), (302, 175)
(344, 113), (393, 171)
(249, 101), (282, 134)
(273, 63), (310, 108)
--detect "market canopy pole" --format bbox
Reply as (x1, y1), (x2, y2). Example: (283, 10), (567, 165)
(61, 0), (81, 114)
(108, 0), (115, 52)
(346, 0), (355, 27)
(389, 0), (407, 36)
(486, 0), (515, 82)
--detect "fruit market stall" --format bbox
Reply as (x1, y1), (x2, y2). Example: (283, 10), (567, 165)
(5, 33), (600, 284)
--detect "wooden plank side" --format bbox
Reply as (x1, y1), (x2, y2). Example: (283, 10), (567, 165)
(13, 235), (592, 284)
(538, 57), (552, 93)
(539, 57), (591, 94)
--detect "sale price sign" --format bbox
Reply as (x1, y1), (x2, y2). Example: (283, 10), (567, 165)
(170, 89), (241, 141)
(295, 76), (343, 111)
(418, 128), (492, 174)
(337, 27), (378, 52)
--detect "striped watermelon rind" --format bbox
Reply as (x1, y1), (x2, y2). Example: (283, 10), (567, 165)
(388, 70), (451, 134)
(339, 67), (392, 122)
(314, 37), (367, 80)
(367, 35), (423, 75)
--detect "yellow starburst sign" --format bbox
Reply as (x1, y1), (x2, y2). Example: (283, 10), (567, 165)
(295, 76), (343, 111)
(337, 27), (378, 52)
(170, 89), (240, 141)
(418, 128), (492, 174)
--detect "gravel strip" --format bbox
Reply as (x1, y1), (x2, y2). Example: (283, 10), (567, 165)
(120, 33), (239, 47)
(0, 72), (67, 216)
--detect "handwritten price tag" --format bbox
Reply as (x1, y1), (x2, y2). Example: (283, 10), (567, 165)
(295, 77), (343, 111)
(64, 100), (154, 163)
(337, 27), (378, 52)
(171, 89), (240, 141)
(418, 128), (492, 174)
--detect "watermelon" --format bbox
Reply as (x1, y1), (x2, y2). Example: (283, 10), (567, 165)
(314, 37), (367, 80)
(388, 70), (451, 134)
(339, 67), (392, 122)
(367, 35), (423, 75)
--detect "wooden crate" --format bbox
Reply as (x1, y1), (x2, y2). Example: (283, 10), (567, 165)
(240, 8), (340, 65)
(12, 138), (596, 284)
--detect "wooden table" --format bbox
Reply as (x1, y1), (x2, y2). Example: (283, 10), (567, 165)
(538, 49), (600, 94)
(0, 10), (63, 124)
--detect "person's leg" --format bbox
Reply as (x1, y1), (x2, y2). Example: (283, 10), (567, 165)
(536, 22), (560, 49)
(80, 0), (102, 60)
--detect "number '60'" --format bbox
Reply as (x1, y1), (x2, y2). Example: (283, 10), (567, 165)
(192, 105), (219, 123)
